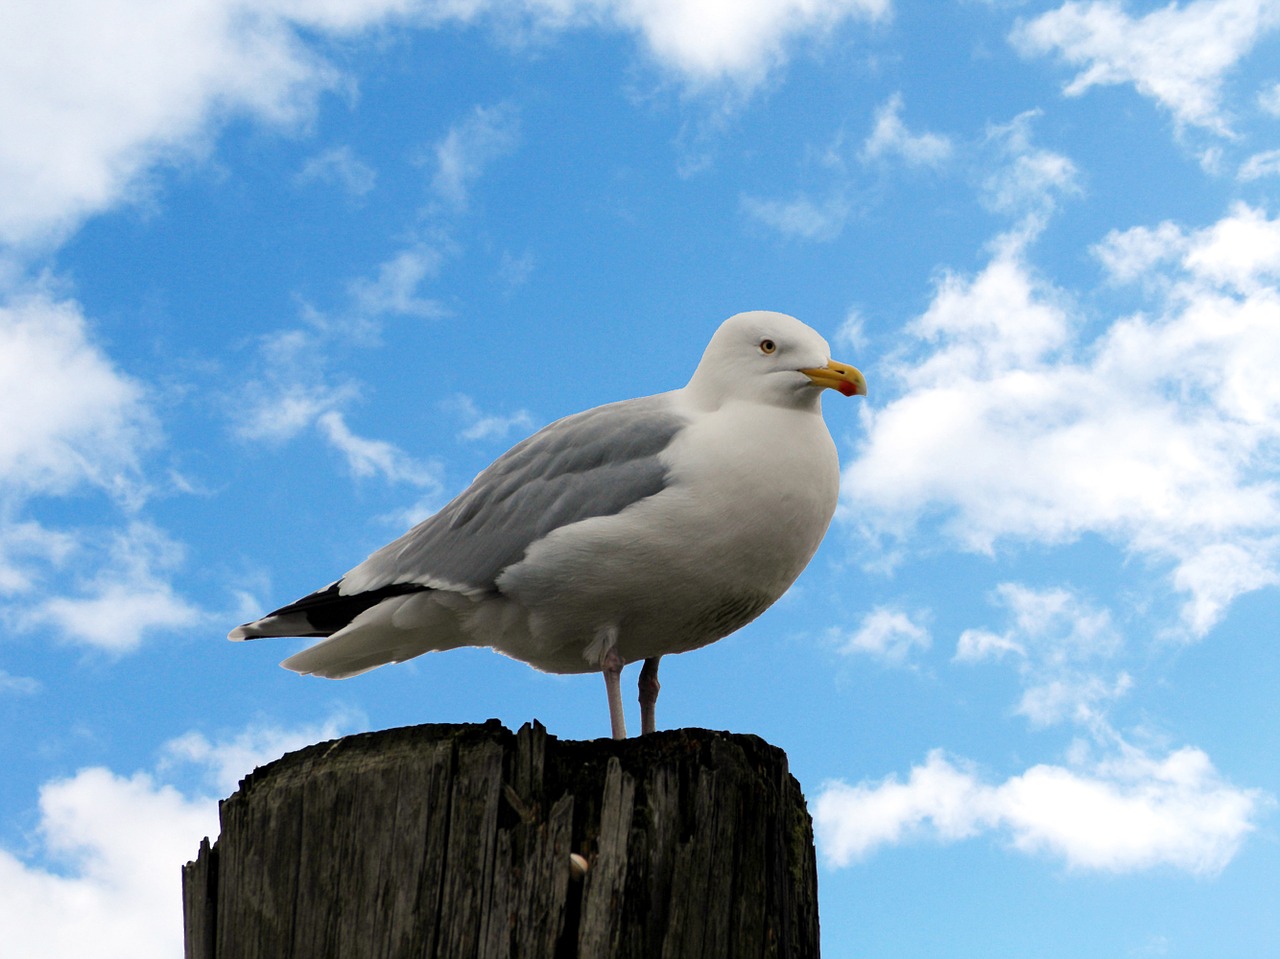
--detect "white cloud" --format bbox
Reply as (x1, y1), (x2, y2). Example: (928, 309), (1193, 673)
(861, 93), (952, 167)
(0, 295), (199, 648)
(0, 294), (202, 654)
(822, 579), (1269, 874)
(840, 606), (930, 663)
(233, 320), (440, 490)
(416, 0), (893, 88)
(496, 249), (537, 291)
(1239, 148), (1280, 181)
(347, 244), (447, 319)
(0, 669), (40, 695)
(954, 627), (1022, 663)
(1017, 673), (1133, 728)
(429, 102), (520, 210)
(235, 378), (358, 444)
(22, 522), (203, 653)
(444, 394), (537, 442)
(1092, 220), (1186, 283)
(741, 191), (851, 241)
(815, 743), (1266, 874)
(0, 714), (357, 959)
(0, 292), (154, 502)
(605, 0), (891, 87)
(1093, 202), (1280, 292)
(295, 144), (378, 197)
(844, 204), (1280, 633)
(34, 579), (201, 654)
(161, 713), (357, 793)
(955, 583), (1126, 728)
(979, 583), (1118, 661)
(0, 0), (894, 249)
(0, 0), (429, 249)
(1180, 201), (1280, 292)
(0, 521), (77, 595)
(1172, 540), (1280, 635)
(816, 750), (988, 860)
(981, 111), (1081, 223)
(1011, 0), (1280, 134)
(1259, 81), (1280, 115)
(317, 410), (443, 487)
(834, 308), (867, 352)
(233, 324), (359, 442)
(0, 767), (217, 959)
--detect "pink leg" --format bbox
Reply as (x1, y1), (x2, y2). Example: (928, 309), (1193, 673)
(639, 656), (661, 735)
(603, 647), (627, 739)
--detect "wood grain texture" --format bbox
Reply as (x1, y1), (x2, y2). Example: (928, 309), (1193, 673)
(183, 721), (819, 958)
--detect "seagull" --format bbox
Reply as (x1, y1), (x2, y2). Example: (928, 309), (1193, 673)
(231, 311), (866, 738)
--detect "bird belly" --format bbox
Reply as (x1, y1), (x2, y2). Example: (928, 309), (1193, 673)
(494, 403), (839, 671)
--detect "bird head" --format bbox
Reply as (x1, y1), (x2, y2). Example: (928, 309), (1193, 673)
(686, 311), (866, 410)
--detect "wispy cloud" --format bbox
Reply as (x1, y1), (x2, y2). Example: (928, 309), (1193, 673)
(444, 394), (536, 443)
(861, 93), (953, 168)
(316, 411), (442, 488)
(838, 606), (931, 664)
(1238, 148), (1280, 181)
(496, 249), (536, 292)
(347, 244), (447, 320)
(0, 293), (200, 653)
(0, 669), (39, 695)
(1090, 220), (1186, 284)
(19, 522), (202, 653)
(815, 743), (1265, 874)
(160, 712), (359, 794)
(234, 378), (358, 445)
(233, 349), (439, 490)
(1260, 81), (1280, 115)
(955, 583), (1127, 728)
(429, 103), (520, 211)
(1011, 0), (1280, 135)
(231, 279), (444, 493)
(231, 324), (359, 444)
(980, 111), (1081, 225)
(835, 308), (868, 352)
(295, 145), (377, 198)
(741, 191), (851, 241)
(0, 521), (76, 595)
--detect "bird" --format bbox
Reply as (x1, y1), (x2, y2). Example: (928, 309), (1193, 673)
(230, 311), (866, 738)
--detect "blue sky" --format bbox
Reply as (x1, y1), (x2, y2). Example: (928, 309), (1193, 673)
(3, 0), (1280, 955)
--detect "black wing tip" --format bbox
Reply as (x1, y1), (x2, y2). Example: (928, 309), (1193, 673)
(228, 620), (330, 641)
(234, 579), (434, 639)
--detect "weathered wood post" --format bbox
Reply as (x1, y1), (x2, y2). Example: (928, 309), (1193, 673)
(183, 720), (819, 958)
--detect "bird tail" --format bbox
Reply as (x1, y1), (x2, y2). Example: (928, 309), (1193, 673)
(230, 580), (474, 680)
(228, 580), (430, 641)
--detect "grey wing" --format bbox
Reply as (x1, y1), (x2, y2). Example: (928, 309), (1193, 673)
(342, 394), (688, 594)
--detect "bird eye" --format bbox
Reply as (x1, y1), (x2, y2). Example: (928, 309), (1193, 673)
(759, 338), (777, 355)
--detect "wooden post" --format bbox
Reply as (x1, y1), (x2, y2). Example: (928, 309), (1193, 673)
(183, 720), (820, 958)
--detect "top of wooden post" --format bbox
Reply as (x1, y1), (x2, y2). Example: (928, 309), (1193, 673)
(184, 721), (820, 959)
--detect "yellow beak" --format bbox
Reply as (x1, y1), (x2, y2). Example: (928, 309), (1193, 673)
(800, 359), (867, 397)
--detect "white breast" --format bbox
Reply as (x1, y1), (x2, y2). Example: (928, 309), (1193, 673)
(493, 398), (839, 671)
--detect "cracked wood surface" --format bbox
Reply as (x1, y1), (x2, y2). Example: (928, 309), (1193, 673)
(183, 721), (819, 958)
